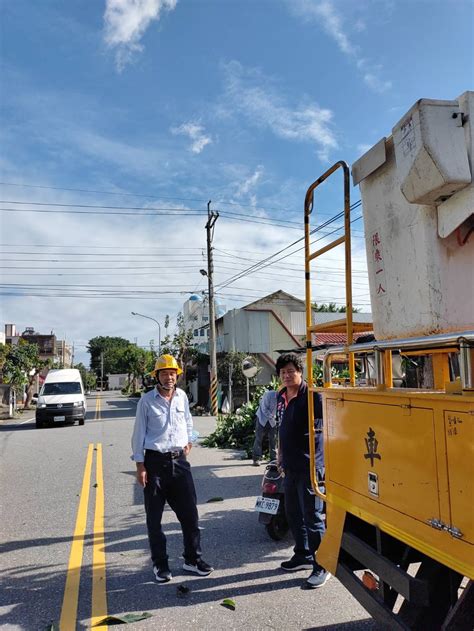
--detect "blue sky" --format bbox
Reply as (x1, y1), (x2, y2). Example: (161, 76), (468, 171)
(1, 0), (473, 365)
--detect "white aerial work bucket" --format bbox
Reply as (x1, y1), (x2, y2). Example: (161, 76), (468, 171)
(352, 92), (474, 340)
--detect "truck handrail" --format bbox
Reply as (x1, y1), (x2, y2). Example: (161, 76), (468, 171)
(304, 160), (353, 501)
(322, 330), (474, 389)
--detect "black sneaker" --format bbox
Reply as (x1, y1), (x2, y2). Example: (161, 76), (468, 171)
(182, 558), (214, 576)
(280, 555), (313, 572)
(153, 562), (172, 583)
(304, 567), (330, 589)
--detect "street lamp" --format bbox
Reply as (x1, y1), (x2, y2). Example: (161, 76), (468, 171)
(131, 312), (161, 355)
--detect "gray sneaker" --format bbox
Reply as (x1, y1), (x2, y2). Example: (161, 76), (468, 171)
(153, 562), (172, 583)
(305, 567), (330, 589)
(183, 558), (214, 576)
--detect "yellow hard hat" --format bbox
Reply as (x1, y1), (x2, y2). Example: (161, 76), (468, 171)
(152, 354), (183, 376)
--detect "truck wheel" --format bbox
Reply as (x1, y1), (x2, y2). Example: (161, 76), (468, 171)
(78, 418), (85, 426)
(266, 514), (289, 541)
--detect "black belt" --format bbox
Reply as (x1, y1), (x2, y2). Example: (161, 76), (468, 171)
(146, 449), (184, 459)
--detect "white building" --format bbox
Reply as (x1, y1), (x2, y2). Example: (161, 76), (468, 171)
(182, 294), (227, 352)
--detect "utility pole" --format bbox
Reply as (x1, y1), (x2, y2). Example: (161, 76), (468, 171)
(206, 200), (219, 416)
(100, 351), (104, 392)
(71, 342), (75, 368)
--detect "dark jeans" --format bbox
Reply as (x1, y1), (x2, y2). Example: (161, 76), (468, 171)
(252, 420), (277, 461)
(284, 468), (326, 570)
(143, 450), (202, 566)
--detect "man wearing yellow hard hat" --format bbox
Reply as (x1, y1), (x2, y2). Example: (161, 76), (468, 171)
(131, 354), (214, 583)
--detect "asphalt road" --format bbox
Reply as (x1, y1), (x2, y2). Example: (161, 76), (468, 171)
(0, 391), (376, 631)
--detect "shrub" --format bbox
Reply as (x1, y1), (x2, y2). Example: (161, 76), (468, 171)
(202, 385), (268, 457)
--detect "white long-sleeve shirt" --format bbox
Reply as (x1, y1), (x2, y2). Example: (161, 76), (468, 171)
(131, 387), (193, 462)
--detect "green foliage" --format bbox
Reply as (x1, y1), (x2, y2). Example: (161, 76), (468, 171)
(312, 362), (357, 386)
(87, 336), (131, 375)
(313, 362), (324, 386)
(1, 340), (51, 406)
(217, 351), (258, 388)
(202, 384), (270, 456)
(74, 362), (96, 390)
(312, 302), (360, 313)
(87, 335), (155, 389)
(158, 312), (198, 385)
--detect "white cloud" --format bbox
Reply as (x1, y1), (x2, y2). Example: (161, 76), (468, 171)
(301, 0), (358, 56)
(221, 61), (338, 161)
(103, 0), (177, 71)
(363, 73), (392, 94)
(236, 166), (264, 197)
(289, 0), (392, 94)
(171, 122), (212, 154)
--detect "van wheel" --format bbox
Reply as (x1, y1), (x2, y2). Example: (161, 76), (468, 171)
(36, 420), (43, 429)
(78, 418), (85, 426)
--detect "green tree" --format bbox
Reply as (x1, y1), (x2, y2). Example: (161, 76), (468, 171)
(74, 362), (97, 391)
(1, 340), (50, 408)
(118, 344), (152, 392)
(87, 336), (133, 381)
(159, 313), (197, 385)
(217, 351), (258, 388)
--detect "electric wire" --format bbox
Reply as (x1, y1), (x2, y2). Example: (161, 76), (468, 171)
(215, 201), (362, 290)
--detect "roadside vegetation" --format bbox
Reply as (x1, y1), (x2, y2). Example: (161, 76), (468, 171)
(203, 364), (351, 457)
(0, 340), (50, 408)
(202, 384), (270, 457)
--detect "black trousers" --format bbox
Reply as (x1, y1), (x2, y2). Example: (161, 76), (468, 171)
(143, 450), (202, 565)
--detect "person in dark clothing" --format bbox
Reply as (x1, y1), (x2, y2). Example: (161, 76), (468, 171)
(276, 353), (329, 590)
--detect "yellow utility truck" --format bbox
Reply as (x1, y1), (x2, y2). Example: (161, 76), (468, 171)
(304, 92), (473, 629)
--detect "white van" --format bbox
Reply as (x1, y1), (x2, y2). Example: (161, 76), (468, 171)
(35, 369), (87, 428)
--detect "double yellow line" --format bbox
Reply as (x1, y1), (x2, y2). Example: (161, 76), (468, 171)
(59, 438), (107, 629)
(95, 396), (102, 421)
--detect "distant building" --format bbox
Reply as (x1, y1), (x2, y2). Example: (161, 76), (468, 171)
(216, 290), (373, 383)
(216, 290), (307, 384)
(182, 294), (227, 353)
(107, 374), (128, 390)
(3, 324), (74, 390)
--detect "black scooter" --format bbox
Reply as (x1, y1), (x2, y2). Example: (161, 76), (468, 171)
(255, 461), (289, 540)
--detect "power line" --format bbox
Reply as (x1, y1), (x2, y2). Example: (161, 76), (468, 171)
(0, 244), (204, 250)
(0, 205), (305, 230)
(0, 198), (304, 228)
(0, 180), (338, 217)
(215, 202), (362, 290)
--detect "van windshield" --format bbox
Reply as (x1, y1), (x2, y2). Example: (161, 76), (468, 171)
(43, 382), (82, 395)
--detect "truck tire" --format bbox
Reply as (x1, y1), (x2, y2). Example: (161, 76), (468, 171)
(78, 418), (85, 426)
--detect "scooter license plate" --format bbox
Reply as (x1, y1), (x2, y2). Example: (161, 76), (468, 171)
(255, 496), (280, 515)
